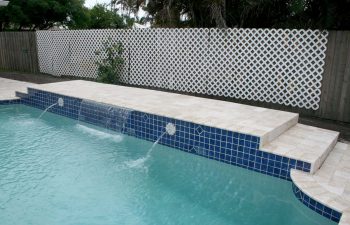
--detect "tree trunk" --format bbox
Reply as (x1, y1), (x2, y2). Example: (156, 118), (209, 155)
(210, 0), (227, 28)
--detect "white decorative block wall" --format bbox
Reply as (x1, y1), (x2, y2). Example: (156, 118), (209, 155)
(36, 28), (328, 110)
(36, 31), (53, 75)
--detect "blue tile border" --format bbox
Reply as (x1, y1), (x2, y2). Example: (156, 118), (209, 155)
(0, 99), (21, 105)
(19, 88), (312, 181)
(292, 183), (342, 222)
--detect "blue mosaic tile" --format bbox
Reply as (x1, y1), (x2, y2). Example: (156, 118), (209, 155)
(21, 88), (82, 120)
(19, 88), (312, 181)
(292, 183), (341, 222)
(0, 99), (21, 105)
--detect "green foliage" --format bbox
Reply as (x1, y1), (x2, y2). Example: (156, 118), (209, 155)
(88, 4), (126, 29)
(134, 0), (350, 30)
(0, 1), (127, 30)
(2, 0), (349, 30)
(95, 38), (124, 84)
(67, 4), (91, 29)
(0, 0), (88, 30)
(124, 16), (135, 28)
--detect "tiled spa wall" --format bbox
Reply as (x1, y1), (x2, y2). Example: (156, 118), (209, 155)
(292, 184), (342, 222)
(20, 88), (311, 180)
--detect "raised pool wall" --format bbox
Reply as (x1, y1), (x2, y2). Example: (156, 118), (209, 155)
(20, 88), (311, 180)
(0, 87), (340, 223)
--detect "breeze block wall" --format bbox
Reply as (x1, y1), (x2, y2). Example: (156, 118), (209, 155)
(36, 29), (328, 110)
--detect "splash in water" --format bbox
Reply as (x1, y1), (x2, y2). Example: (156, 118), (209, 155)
(75, 124), (123, 143)
(125, 123), (176, 169)
(125, 131), (167, 168)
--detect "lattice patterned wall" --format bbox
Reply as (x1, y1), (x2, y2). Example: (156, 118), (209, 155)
(36, 28), (328, 110)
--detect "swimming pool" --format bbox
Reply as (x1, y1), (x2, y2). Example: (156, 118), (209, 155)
(0, 104), (336, 225)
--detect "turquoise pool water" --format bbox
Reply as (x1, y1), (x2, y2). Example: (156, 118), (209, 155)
(0, 105), (336, 225)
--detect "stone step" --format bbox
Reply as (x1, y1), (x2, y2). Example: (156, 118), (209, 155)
(0, 77), (37, 100)
(291, 142), (350, 224)
(262, 123), (339, 173)
(15, 91), (29, 98)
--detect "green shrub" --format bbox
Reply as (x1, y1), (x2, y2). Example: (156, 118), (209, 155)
(95, 38), (124, 84)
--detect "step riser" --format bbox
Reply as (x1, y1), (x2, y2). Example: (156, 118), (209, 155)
(311, 135), (339, 173)
(261, 123), (340, 175)
(15, 91), (28, 99)
(262, 115), (299, 147)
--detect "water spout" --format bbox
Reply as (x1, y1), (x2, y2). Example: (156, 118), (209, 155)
(125, 123), (176, 168)
(57, 97), (64, 107)
(38, 98), (64, 119)
(145, 123), (176, 159)
(125, 132), (166, 168)
(166, 123), (176, 136)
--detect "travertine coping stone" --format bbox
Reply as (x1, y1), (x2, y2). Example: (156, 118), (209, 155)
(0, 78), (38, 100)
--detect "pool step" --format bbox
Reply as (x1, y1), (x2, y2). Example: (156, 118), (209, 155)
(291, 142), (350, 224)
(15, 91), (29, 98)
(261, 123), (339, 174)
(0, 78), (37, 101)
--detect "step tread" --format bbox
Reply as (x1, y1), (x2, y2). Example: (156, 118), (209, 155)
(15, 91), (29, 97)
(262, 123), (339, 173)
(0, 77), (36, 100)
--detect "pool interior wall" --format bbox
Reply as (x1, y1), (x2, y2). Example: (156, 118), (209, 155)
(7, 87), (342, 223)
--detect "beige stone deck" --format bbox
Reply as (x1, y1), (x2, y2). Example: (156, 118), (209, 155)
(0, 78), (37, 100)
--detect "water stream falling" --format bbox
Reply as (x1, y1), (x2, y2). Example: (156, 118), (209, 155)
(77, 100), (132, 133)
(106, 106), (132, 133)
(74, 99), (177, 169)
(126, 132), (167, 168)
(126, 123), (176, 168)
(38, 98), (64, 119)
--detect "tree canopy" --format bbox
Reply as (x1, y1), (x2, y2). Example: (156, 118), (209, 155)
(1, 0), (349, 30)
(0, 0), (89, 30)
(0, 0), (127, 30)
(122, 0), (350, 30)
(87, 4), (126, 29)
